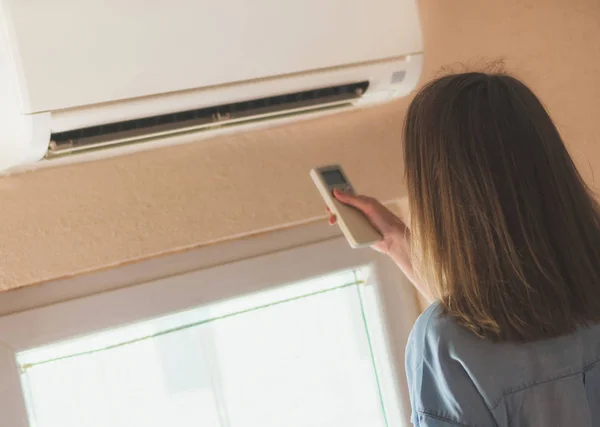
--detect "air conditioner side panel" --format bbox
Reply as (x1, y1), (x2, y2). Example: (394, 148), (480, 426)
(0, 3), (49, 169)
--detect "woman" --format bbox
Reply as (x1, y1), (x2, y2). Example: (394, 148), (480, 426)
(331, 72), (600, 426)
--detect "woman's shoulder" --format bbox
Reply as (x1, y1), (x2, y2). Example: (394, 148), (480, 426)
(405, 301), (502, 425)
(411, 300), (445, 335)
(406, 299), (503, 390)
(408, 299), (497, 358)
(407, 300), (470, 351)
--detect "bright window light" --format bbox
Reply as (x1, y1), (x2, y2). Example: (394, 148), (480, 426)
(17, 268), (390, 427)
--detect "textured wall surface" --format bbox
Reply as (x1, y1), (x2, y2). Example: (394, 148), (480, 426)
(0, 0), (598, 290)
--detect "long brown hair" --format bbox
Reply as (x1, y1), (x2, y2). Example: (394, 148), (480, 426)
(404, 71), (600, 341)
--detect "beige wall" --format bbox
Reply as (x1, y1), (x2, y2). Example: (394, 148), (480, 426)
(1, 0), (599, 291)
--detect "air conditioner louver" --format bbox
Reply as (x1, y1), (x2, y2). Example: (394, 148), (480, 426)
(47, 81), (369, 158)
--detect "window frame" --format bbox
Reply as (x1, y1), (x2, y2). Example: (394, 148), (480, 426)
(0, 221), (420, 426)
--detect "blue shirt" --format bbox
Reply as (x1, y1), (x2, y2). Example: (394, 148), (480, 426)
(405, 301), (600, 426)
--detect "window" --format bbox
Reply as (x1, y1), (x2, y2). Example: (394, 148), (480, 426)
(0, 225), (419, 426)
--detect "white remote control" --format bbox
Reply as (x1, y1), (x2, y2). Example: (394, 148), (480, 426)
(310, 165), (382, 248)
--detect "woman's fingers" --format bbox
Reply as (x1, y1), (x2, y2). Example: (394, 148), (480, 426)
(333, 189), (408, 237)
(333, 188), (360, 207)
(328, 214), (337, 225)
(330, 191), (410, 258)
(324, 205), (336, 225)
(333, 189), (375, 215)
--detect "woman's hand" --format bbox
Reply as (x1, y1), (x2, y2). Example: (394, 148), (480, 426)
(328, 189), (410, 256)
(328, 190), (429, 300)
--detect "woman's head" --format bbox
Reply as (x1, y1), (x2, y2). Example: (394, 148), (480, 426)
(404, 72), (600, 341)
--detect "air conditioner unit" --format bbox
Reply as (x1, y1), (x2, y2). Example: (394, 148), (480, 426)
(0, 0), (423, 172)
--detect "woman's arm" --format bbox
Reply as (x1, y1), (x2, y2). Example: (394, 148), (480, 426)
(330, 190), (433, 303)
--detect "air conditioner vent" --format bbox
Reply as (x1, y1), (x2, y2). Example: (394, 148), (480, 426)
(48, 81), (369, 158)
